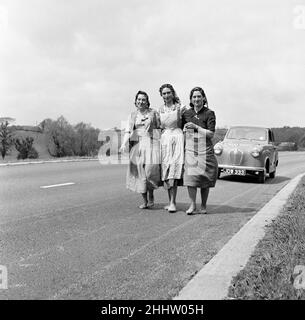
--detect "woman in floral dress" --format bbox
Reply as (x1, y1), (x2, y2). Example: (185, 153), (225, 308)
(120, 90), (161, 209)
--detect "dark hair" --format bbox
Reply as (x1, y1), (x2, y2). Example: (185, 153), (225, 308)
(189, 87), (208, 108)
(159, 83), (180, 104)
(135, 90), (150, 108)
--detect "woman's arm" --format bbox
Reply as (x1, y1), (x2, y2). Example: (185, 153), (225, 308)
(119, 131), (130, 153)
(183, 122), (214, 139)
(119, 114), (132, 152)
(179, 105), (187, 129)
(197, 126), (214, 139)
(154, 110), (161, 129)
(183, 109), (216, 139)
(197, 125), (214, 139)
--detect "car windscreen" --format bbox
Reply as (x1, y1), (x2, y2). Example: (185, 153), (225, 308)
(226, 128), (267, 141)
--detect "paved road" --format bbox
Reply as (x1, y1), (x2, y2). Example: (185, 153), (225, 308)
(0, 152), (305, 299)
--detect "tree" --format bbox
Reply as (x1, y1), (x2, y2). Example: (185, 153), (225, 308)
(74, 122), (100, 156)
(44, 116), (76, 157)
(38, 118), (53, 132)
(0, 121), (14, 159)
(74, 122), (88, 156)
(298, 134), (305, 148)
(14, 136), (39, 160)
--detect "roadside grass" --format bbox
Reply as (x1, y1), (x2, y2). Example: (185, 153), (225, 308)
(228, 175), (305, 300)
(0, 154), (129, 165)
(0, 155), (98, 163)
(0, 156), (100, 166)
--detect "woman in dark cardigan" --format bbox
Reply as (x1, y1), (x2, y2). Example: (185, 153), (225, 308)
(182, 87), (218, 215)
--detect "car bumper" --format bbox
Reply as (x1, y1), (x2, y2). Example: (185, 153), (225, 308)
(218, 164), (265, 175)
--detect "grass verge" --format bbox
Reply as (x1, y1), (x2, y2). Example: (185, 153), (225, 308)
(0, 156), (97, 164)
(0, 154), (130, 165)
(228, 175), (305, 299)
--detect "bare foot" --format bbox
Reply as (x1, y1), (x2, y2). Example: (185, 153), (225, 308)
(186, 204), (196, 215)
(168, 204), (177, 213)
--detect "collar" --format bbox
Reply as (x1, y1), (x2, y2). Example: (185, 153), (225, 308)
(162, 103), (178, 113)
(193, 105), (206, 114)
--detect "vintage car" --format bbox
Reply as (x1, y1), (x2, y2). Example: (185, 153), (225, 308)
(214, 126), (279, 183)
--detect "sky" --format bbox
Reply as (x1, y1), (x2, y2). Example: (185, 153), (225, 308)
(0, 0), (305, 130)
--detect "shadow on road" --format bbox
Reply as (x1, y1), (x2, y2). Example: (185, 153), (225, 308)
(204, 204), (256, 215)
(151, 202), (255, 215)
(268, 176), (291, 184)
(219, 175), (290, 184)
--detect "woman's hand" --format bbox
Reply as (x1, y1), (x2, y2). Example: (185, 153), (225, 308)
(119, 144), (127, 153)
(183, 122), (198, 131)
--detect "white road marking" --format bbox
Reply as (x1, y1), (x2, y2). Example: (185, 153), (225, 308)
(19, 264), (35, 268)
(40, 182), (75, 189)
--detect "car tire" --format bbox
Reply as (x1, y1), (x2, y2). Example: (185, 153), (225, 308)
(269, 170), (276, 178)
(258, 171), (266, 183)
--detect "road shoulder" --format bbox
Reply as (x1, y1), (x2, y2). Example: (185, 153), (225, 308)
(174, 173), (305, 300)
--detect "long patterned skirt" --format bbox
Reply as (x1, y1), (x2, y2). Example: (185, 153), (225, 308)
(183, 131), (218, 188)
(126, 136), (161, 193)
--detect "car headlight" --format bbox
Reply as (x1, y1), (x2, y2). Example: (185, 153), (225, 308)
(214, 144), (223, 155)
(251, 147), (261, 158)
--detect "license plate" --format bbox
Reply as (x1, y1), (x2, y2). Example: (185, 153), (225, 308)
(224, 169), (246, 176)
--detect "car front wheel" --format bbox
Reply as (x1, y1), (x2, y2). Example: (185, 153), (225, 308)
(269, 170), (276, 179)
(258, 171), (266, 183)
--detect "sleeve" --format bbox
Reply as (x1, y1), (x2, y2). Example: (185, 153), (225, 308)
(206, 110), (216, 132)
(180, 105), (187, 118)
(154, 110), (161, 129)
(180, 105), (188, 129)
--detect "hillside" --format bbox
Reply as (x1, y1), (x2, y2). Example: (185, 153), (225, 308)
(2, 127), (51, 161)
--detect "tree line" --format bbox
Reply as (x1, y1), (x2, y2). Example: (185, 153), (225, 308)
(1, 117), (305, 160)
(39, 116), (101, 157)
(272, 127), (305, 148)
(0, 116), (102, 160)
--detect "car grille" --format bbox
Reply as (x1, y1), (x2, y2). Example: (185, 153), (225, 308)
(229, 148), (243, 165)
